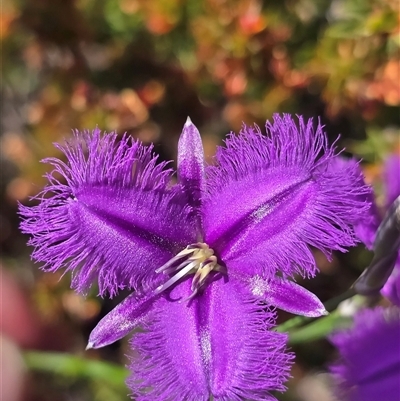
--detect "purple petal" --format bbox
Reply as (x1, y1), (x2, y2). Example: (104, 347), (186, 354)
(19, 129), (195, 296)
(177, 117), (205, 231)
(204, 114), (372, 279)
(87, 291), (156, 349)
(205, 278), (293, 401)
(128, 280), (209, 401)
(330, 306), (400, 401)
(384, 154), (400, 209)
(248, 276), (327, 317)
(127, 278), (293, 401)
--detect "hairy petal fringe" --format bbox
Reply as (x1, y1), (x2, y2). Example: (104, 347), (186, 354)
(204, 114), (372, 279)
(127, 279), (293, 401)
(51, 128), (174, 191)
(332, 157), (380, 249)
(128, 280), (209, 401)
(206, 279), (293, 401)
(19, 129), (194, 296)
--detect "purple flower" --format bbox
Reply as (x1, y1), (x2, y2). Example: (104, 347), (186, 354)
(20, 114), (370, 400)
(330, 306), (400, 401)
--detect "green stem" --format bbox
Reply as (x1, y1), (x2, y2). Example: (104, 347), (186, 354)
(24, 351), (128, 387)
(287, 309), (352, 344)
(275, 315), (311, 333)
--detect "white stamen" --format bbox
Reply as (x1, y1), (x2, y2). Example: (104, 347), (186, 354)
(155, 261), (197, 293)
(155, 243), (222, 300)
(155, 247), (195, 273)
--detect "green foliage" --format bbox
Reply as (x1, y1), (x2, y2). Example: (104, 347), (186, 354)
(25, 352), (130, 401)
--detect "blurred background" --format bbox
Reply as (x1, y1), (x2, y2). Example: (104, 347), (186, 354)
(1, 0), (399, 400)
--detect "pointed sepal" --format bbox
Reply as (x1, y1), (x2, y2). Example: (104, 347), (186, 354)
(87, 291), (156, 349)
(177, 118), (205, 226)
(249, 276), (327, 317)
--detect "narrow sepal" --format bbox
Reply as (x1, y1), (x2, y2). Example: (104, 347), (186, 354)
(19, 129), (195, 296)
(204, 114), (372, 279)
(177, 117), (205, 230)
(249, 276), (327, 317)
(87, 291), (156, 349)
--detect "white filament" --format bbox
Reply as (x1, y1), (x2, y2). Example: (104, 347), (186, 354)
(155, 243), (222, 299)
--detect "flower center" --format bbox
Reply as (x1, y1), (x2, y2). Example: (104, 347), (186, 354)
(155, 242), (224, 301)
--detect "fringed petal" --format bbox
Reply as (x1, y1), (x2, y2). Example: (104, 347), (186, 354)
(127, 280), (209, 401)
(19, 129), (195, 296)
(248, 276), (327, 317)
(204, 114), (371, 279)
(177, 118), (205, 228)
(127, 278), (293, 401)
(87, 291), (157, 349)
(205, 278), (293, 401)
(330, 307), (400, 401)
